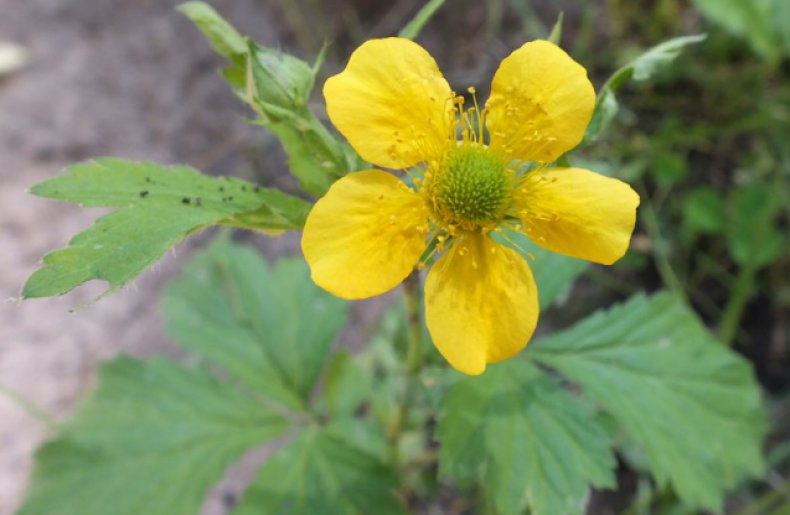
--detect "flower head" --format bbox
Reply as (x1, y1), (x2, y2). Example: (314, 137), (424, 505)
(302, 38), (640, 375)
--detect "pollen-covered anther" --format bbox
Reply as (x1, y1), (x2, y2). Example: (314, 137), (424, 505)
(427, 144), (513, 230)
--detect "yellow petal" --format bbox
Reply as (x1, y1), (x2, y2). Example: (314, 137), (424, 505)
(302, 170), (429, 299)
(515, 167), (640, 265)
(425, 233), (539, 375)
(324, 38), (453, 170)
(486, 40), (595, 164)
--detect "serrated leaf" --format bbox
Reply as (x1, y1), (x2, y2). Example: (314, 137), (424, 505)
(233, 425), (404, 515)
(22, 159), (310, 299)
(163, 239), (347, 409)
(323, 350), (372, 417)
(399, 0), (446, 40)
(438, 361), (616, 515)
(584, 35), (705, 143)
(494, 230), (588, 309)
(531, 292), (766, 511)
(18, 357), (288, 515)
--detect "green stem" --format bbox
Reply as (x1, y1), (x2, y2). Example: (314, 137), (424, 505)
(640, 193), (687, 301)
(718, 260), (757, 346)
(733, 473), (790, 515)
(388, 271), (424, 464)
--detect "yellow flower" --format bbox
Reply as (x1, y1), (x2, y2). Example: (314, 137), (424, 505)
(302, 38), (640, 375)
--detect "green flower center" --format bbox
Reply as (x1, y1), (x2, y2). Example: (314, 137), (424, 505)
(427, 145), (512, 230)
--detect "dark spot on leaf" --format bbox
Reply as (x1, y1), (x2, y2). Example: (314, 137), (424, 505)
(253, 186), (261, 192)
(145, 177), (151, 183)
(241, 185), (247, 191)
(139, 190), (149, 198)
(182, 197), (191, 204)
(227, 196), (234, 201)
(219, 186), (225, 192)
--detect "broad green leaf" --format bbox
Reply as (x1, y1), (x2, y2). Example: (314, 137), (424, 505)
(682, 186), (726, 234)
(438, 361), (616, 515)
(177, 2), (247, 60)
(18, 357), (288, 515)
(584, 34), (706, 143)
(531, 293), (766, 511)
(399, 0), (446, 40)
(322, 350), (372, 417)
(495, 230), (588, 309)
(181, 3), (363, 196)
(690, 0), (783, 61)
(233, 425), (404, 515)
(22, 159), (309, 299)
(727, 182), (785, 267)
(163, 239), (347, 409)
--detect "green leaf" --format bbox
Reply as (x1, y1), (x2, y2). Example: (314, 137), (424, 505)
(727, 182), (785, 267)
(438, 361), (616, 515)
(22, 159), (310, 299)
(690, 0), (783, 61)
(177, 2), (247, 60)
(163, 238), (347, 409)
(18, 357), (288, 515)
(649, 151), (688, 187)
(234, 425), (405, 515)
(323, 351), (372, 417)
(584, 34), (706, 143)
(547, 11), (564, 45)
(682, 186), (726, 234)
(494, 230), (588, 309)
(399, 0), (446, 40)
(531, 292), (766, 511)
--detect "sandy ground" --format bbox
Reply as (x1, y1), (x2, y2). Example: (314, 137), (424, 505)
(0, 1), (300, 513)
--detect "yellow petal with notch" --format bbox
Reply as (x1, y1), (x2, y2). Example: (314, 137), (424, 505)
(515, 167), (640, 265)
(324, 38), (453, 170)
(302, 170), (429, 299)
(486, 40), (594, 164)
(425, 233), (539, 375)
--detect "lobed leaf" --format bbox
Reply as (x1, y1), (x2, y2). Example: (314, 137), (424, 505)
(18, 357), (288, 515)
(438, 361), (616, 515)
(531, 292), (766, 511)
(234, 424), (404, 514)
(22, 159), (310, 299)
(163, 239), (348, 409)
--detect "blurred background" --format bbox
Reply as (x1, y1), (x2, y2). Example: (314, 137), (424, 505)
(1, 0), (787, 513)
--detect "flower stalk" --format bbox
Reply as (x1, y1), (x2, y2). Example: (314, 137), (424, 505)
(388, 271), (424, 466)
